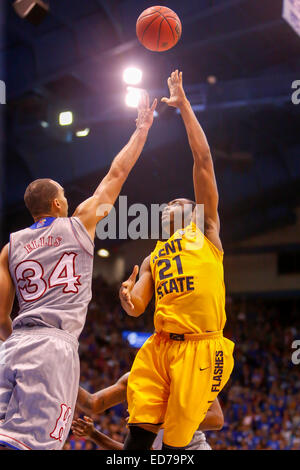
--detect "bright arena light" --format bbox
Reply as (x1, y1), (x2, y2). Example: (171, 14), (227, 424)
(76, 128), (90, 137)
(59, 111), (73, 126)
(123, 67), (143, 85)
(97, 249), (110, 258)
(125, 87), (143, 108)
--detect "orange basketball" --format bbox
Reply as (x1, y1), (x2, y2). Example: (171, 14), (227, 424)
(136, 6), (182, 52)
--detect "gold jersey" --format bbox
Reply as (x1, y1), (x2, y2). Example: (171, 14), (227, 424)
(150, 222), (226, 334)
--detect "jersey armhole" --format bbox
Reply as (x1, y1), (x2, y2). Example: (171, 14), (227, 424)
(8, 234), (12, 263)
(69, 218), (94, 257)
(190, 222), (224, 258)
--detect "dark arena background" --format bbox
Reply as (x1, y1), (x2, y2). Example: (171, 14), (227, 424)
(0, 0), (300, 452)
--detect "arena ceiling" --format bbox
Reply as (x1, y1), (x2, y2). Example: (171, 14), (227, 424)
(1, 0), (300, 249)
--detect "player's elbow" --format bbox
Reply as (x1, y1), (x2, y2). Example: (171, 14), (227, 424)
(126, 307), (145, 318)
(192, 145), (211, 163)
(109, 163), (128, 185)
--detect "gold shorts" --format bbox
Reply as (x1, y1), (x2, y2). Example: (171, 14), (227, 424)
(127, 330), (234, 447)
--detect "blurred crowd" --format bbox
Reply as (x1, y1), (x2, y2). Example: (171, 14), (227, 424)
(64, 275), (300, 450)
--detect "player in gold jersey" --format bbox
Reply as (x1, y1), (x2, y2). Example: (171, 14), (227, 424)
(119, 70), (235, 450)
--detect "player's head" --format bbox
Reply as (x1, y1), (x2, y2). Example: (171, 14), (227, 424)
(24, 179), (68, 220)
(161, 198), (196, 236)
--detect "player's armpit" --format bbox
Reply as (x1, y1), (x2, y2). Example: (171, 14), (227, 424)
(72, 194), (112, 241)
(0, 244), (14, 341)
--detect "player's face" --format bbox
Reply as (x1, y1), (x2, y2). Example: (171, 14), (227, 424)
(161, 198), (193, 235)
(53, 183), (68, 217)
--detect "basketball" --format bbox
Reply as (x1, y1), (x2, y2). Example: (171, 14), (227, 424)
(136, 6), (182, 52)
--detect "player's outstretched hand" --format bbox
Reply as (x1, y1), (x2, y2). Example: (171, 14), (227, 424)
(119, 265), (139, 310)
(136, 91), (157, 131)
(71, 416), (95, 439)
(161, 70), (187, 108)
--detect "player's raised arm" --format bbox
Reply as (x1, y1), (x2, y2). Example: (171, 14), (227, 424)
(73, 92), (157, 240)
(0, 244), (15, 341)
(76, 372), (129, 415)
(162, 71), (222, 251)
(119, 255), (154, 317)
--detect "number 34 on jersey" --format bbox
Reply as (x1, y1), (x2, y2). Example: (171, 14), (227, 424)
(15, 252), (81, 302)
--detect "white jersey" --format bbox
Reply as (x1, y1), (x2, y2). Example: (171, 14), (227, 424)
(152, 429), (212, 450)
(8, 216), (94, 339)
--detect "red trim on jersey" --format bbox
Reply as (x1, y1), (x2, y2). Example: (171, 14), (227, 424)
(15, 259), (47, 303)
(0, 433), (32, 450)
(48, 252), (81, 294)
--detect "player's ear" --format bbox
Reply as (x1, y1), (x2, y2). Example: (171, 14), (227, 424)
(52, 198), (61, 212)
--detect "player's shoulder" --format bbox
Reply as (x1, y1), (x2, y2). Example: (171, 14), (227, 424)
(0, 243), (9, 259)
(140, 254), (152, 272)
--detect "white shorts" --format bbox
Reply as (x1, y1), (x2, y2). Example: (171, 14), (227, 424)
(0, 326), (80, 450)
(152, 429), (212, 450)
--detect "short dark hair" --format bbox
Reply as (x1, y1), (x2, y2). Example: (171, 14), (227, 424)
(24, 179), (60, 217)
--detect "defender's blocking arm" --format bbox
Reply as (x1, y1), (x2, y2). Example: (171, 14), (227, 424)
(119, 255), (154, 317)
(162, 70), (222, 251)
(0, 244), (14, 341)
(73, 92), (157, 240)
(76, 372), (129, 415)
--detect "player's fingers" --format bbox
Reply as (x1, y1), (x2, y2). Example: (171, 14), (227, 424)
(71, 424), (83, 431)
(84, 416), (93, 423)
(161, 97), (169, 104)
(120, 288), (129, 298)
(179, 71), (183, 84)
(120, 291), (130, 303)
(167, 77), (172, 88)
(141, 90), (148, 109)
(150, 98), (157, 112)
(72, 425), (84, 434)
(129, 265), (139, 281)
(120, 286), (130, 300)
(77, 418), (89, 425)
(144, 91), (150, 109)
(137, 91), (145, 110)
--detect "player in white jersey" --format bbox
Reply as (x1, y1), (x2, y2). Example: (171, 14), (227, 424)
(71, 373), (223, 450)
(0, 92), (157, 450)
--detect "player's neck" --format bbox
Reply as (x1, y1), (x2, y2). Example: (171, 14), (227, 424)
(33, 214), (57, 223)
